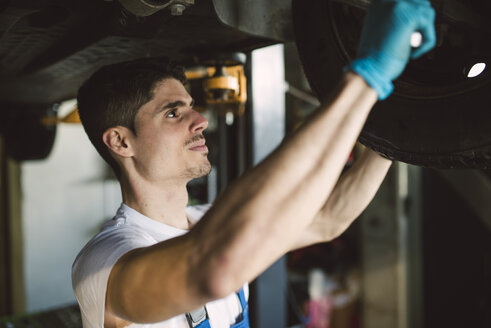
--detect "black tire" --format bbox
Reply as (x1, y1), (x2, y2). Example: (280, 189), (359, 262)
(0, 104), (57, 161)
(292, 0), (491, 168)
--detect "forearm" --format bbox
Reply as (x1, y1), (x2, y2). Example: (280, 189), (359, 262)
(292, 148), (392, 249)
(324, 148), (392, 232)
(189, 72), (378, 295)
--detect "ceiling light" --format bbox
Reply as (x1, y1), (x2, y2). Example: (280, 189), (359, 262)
(467, 63), (486, 78)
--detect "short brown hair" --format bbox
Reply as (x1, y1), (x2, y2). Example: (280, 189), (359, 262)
(77, 57), (187, 178)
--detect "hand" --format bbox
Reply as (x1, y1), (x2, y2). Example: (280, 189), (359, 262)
(345, 0), (436, 100)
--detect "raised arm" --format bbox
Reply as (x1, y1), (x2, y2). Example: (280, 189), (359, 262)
(290, 147), (392, 250)
(106, 0), (436, 323)
(108, 72), (377, 323)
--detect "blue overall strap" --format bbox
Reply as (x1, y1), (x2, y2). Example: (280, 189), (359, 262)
(230, 287), (249, 328)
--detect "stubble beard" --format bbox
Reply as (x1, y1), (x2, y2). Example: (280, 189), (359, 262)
(184, 155), (212, 179)
(184, 134), (211, 179)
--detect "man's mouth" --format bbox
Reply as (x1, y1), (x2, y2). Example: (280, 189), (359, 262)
(186, 135), (208, 152)
(189, 144), (208, 152)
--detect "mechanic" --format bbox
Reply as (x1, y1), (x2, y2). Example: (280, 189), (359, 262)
(72, 0), (436, 327)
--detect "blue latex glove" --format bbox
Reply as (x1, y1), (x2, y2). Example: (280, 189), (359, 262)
(345, 0), (436, 99)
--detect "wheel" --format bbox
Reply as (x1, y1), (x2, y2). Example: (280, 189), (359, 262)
(292, 0), (491, 168)
(0, 104), (57, 161)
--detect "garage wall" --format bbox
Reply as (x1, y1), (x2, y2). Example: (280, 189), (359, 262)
(20, 100), (122, 313)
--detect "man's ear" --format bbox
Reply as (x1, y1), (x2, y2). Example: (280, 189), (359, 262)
(102, 126), (135, 158)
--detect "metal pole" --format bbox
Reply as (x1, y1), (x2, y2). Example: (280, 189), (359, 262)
(250, 44), (286, 328)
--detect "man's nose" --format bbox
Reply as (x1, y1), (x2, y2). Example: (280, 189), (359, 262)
(189, 110), (208, 133)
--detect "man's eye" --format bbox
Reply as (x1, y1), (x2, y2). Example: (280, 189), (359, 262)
(166, 109), (178, 118)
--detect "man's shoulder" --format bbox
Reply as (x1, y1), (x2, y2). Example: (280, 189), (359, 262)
(72, 218), (155, 280)
(72, 218), (157, 326)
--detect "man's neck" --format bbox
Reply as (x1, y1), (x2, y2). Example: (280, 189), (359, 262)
(120, 176), (190, 230)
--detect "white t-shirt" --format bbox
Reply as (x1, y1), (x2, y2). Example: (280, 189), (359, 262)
(72, 203), (248, 328)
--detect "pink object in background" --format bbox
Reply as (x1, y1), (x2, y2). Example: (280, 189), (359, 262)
(306, 296), (333, 328)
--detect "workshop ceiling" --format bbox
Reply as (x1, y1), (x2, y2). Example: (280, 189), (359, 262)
(0, 0), (490, 168)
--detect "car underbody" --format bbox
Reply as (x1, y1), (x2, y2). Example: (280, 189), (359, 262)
(0, 0), (489, 167)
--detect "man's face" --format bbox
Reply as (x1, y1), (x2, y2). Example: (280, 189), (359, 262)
(130, 78), (211, 183)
